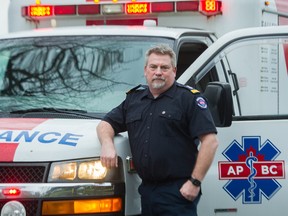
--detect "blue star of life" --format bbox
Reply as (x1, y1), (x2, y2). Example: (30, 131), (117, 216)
(222, 136), (282, 204)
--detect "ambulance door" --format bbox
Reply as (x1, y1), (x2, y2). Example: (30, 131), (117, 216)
(190, 32), (288, 216)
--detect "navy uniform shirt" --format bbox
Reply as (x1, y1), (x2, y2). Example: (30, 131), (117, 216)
(103, 81), (217, 182)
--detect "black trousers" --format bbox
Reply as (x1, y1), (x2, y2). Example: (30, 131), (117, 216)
(138, 179), (201, 216)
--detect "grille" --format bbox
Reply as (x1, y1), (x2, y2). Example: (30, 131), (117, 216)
(0, 200), (38, 216)
(0, 163), (48, 183)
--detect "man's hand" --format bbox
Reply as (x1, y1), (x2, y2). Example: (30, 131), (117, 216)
(179, 180), (200, 201)
(100, 142), (118, 168)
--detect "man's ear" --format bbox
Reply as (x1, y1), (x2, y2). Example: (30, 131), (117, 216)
(173, 67), (177, 76)
(144, 66), (147, 77)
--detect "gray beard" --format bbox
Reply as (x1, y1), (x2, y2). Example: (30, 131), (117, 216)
(151, 81), (165, 89)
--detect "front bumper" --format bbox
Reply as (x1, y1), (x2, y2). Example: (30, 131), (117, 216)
(0, 182), (125, 215)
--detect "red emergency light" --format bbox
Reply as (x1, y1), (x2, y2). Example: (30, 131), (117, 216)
(2, 188), (21, 196)
(78, 4), (100, 15)
(54, 5), (76, 15)
(151, 2), (174, 13)
(177, 1), (199, 12)
(200, 0), (222, 15)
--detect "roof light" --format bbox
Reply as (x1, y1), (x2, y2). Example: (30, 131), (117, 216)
(2, 188), (21, 196)
(54, 5), (76, 15)
(28, 5), (53, 17)
(102, 4), (124, 14)
(78, 4), (100, 15)
(22, 1), (222, 19)
(200, 0), (222, 15)
(176, 1), (199, 12)
(151, 2), (174, 13)
(143, 19), (157, 27)
(126, 3), (150, 14)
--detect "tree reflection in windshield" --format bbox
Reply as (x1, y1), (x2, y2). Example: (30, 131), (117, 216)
(0, 36), (173, 112)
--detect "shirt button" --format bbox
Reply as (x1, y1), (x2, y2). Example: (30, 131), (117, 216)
(144, 154), (148, 158)
(147, 126), (150, 129)
(149, 113), (152, 116)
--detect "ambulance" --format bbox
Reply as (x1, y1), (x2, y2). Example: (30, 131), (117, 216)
(0, 0), (287, 216)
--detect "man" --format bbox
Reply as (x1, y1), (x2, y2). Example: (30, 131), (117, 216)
(97, 44), (218, 216)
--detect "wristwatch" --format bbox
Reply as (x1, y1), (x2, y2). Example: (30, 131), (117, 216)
(189, 177), (201, 187)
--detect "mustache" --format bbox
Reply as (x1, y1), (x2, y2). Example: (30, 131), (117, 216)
(152, 77), (165, 81)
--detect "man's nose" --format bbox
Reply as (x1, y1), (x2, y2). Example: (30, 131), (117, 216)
(155, 67), (163, 74)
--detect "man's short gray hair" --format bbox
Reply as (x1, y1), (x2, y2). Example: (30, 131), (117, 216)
(145, 44), (177, 67)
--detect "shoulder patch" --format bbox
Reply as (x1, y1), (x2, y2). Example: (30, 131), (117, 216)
(196, 96), (208, 109)
(176, 83), (200, 94)
(126, 84), (147, 94)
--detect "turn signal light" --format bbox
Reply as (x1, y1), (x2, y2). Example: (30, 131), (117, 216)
(42, 198), (122, 215)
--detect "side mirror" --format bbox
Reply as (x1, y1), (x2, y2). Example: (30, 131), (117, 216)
(203, 82), (233, 127)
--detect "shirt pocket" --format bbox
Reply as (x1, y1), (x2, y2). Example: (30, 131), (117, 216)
(159, 110), (182, 121)
(158, 111), (183, 137)
(126, 112), (142, 124)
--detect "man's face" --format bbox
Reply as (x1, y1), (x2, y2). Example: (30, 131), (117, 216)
(144, 53), (176, 93)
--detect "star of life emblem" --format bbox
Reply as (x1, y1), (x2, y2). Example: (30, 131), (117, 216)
(218, 136), (285, 204)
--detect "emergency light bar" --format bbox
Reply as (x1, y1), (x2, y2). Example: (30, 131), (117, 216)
(22, 0), (222, 17)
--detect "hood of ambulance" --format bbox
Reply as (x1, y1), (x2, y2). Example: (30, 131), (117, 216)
(0, 118), (109, 162)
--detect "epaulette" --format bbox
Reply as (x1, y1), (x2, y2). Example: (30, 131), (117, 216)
(176, 83), (200, 94)
(126, 84), (147, 94)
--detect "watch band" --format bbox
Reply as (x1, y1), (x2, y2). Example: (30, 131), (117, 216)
(189, 177), (201, 187)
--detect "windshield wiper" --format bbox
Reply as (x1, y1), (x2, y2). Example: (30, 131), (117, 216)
(10, 107), (87, 114)
(9, 107), (99, 119)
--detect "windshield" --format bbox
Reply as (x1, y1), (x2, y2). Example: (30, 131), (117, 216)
(0, 36), (173, 113)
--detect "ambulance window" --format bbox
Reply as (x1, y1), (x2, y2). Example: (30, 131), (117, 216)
(185, 65), (219, 92)
(0, 36), (174, 113)
(196, 67), (219, 92)
(176, 43), (208, 79)
(218, 36), (288, 117)
(0, 50), (9, 89)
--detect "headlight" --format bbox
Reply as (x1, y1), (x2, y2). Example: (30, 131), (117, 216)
(78, 160), (107, 180)
(48, 159), (107, 182)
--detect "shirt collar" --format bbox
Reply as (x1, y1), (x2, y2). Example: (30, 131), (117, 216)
(141, 81), (177, 99)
